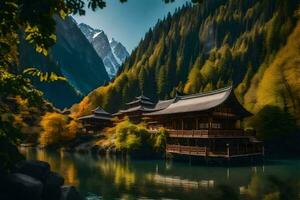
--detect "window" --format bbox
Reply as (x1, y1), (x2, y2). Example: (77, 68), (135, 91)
(211, 123), (221, 129)
(199, 123), (209, 129)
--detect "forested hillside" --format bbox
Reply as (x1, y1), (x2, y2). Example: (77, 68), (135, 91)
(72, 0), (300, 124)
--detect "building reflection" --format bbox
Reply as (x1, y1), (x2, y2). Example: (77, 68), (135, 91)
(147, 174), (215, 190)
(19, 148), (300, 200)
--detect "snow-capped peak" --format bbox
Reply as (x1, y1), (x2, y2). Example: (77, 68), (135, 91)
(78, 23), (130, 79)
(93, 31), (103, 39)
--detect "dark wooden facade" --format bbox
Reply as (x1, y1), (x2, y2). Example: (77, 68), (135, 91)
(145, 86), (264, 160)
(78, 107), (112, 134)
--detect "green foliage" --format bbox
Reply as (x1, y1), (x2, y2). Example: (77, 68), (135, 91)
(0, 69), (43, 105)
(152, 128), (167, 150)
(111, 119), (166, 153)
(114, 119), (148, 152)
(248, 106), (297, 140)
(23, 68), (67, 82)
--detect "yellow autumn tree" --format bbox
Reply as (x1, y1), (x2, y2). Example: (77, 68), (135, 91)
(255, 21), (300, 122)
(39, 112), (80, 146)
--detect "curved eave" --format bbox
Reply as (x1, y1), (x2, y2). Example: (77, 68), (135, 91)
(145, 86), (233, 116)
(92, 106), (112, 116)
(228, 92), (253, 118)
(78, 114), (112, 121)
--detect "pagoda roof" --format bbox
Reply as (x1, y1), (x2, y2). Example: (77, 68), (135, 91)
(78, 114), (112, 121)
(125, 99), (154, 106)
(144, 86), (252, 117)
(148, 99), (175, 111)
(78, 106), (112, 121)
(92, 107), (111, 116)
(136, 94), (151, 101)
(115, 105), (155, 115)
(125, 93), (154, 106)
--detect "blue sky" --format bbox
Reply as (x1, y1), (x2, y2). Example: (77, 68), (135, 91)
(73, 0), (188, 52)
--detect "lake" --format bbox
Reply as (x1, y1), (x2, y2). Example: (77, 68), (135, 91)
(20, 148), (300, 200)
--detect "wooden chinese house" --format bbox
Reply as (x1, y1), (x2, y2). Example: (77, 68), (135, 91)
(114, 94), (157, 123)
(78, 107), (112, 134)
(145, 86), (264, 160)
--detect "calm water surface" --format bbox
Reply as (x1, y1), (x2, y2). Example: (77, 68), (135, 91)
(20, 148), (300, 200)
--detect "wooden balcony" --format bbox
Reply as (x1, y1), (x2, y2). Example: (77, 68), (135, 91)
(167, 129), (255, 138)
(166, 144), (207, 156)
(166, 144), (263, 158)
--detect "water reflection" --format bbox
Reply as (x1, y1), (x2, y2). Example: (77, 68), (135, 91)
(20, 147), (300, 200)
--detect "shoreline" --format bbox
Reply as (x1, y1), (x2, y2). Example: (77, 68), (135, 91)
(19, 145), (295, 167)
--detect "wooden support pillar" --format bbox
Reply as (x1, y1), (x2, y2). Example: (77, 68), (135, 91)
(227, 168), (230, 179)
(226, 144), (230, 158)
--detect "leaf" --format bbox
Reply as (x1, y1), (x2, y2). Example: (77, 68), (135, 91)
(23, 68), (67, 82)
(59, 10), (68, 19)
(49, 34), (57, 42)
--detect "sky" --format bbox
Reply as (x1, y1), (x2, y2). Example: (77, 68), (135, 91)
(73, 0), (188, 52)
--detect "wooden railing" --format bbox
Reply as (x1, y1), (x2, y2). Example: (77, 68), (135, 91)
(166, 144), (207, 156)
(167, 129), (253, 138)
(228, 144), (263, 156)
(166, 144), (263, 157)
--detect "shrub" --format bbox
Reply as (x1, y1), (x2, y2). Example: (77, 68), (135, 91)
(114, 119), (147, 152)
(249, 105), (297, 140)
(111, 119), (167, 155)
(39, 112), (80, 147)
(152, 127), (167, 150)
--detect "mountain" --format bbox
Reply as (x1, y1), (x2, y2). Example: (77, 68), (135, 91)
(78, 23), (129, 78)
(19, 16), (110, 109)
(72, 0), (300, 125)
(110, 38), (130, 64)
(19, 39), (82, 109)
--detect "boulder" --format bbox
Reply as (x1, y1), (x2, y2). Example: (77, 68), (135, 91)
(43, 172), (64, 200)
(60, 186), (83, 200)
(5, 173), (43, 200)
(14, 160), (50, 182)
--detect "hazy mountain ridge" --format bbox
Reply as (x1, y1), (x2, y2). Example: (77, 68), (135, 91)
(72, 0), (300, 124)
(78, 23), (129, 78)
(20, 16), (110, 109)
(19, 39), (82, 109)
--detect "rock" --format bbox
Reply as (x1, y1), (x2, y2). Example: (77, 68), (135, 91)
(43, 172), (64, 200)
(60, 185), (83, 200)
(5, 173), (43, 200)
(14, 160), (50, 182)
